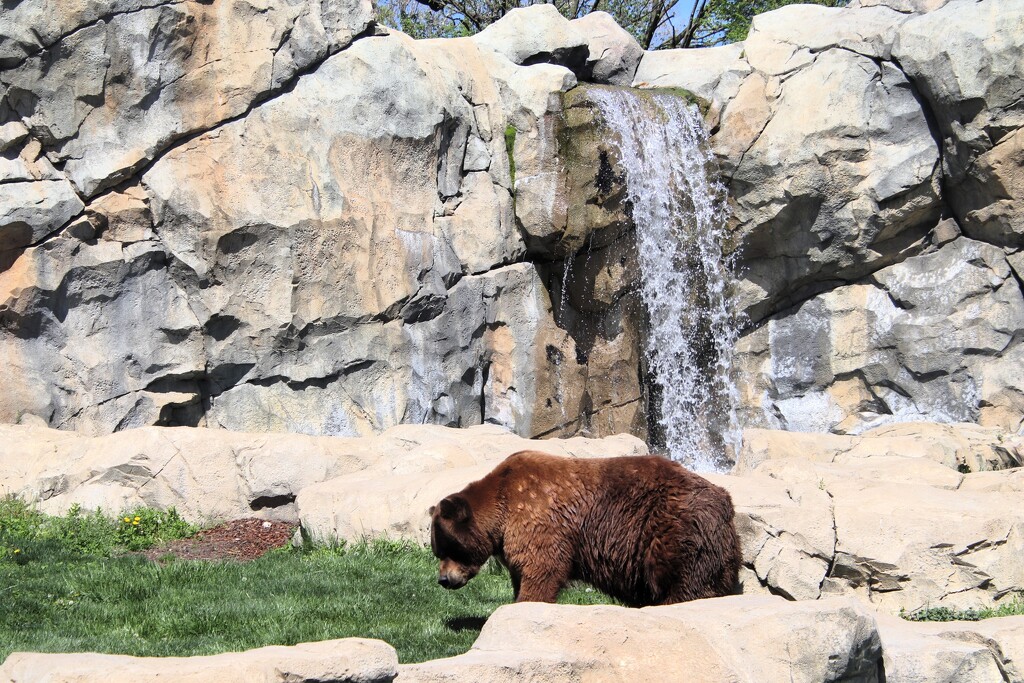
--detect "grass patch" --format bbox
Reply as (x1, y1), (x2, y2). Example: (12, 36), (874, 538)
(1, 501), (615, 664)
(902, 594), (1024, 622)
(1, 496), (197, 561)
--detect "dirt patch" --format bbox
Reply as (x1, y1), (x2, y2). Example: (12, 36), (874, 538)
(142, 519), (296, 563)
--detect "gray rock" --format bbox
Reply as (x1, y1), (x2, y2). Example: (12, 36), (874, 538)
(734, 238), (1024, 434)
(570, 11), (643, 86)
(0, 0), (373, 196)
(0, 235), (205, 432)
(729, 48), (941, 321)
(0, 179), (83, 252)
(894, 0), (1024, 247)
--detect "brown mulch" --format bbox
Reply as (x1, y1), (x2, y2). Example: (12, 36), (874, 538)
(141, 519), (296, 563)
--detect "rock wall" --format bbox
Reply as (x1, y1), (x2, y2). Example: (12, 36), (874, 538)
(3, 0), (1023, 447)
(635, 0), (1024, 435)
(0, 4), (651, 439)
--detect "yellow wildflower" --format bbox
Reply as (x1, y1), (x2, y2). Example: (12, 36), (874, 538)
(124, 517), (131, 523)
(13, 549), (20, 554)
(132, 520), (140, 526)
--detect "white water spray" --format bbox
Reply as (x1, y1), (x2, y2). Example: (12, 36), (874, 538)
(589, 88), (741, 472)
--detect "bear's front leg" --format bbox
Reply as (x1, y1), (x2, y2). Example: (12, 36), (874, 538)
(514, 572), (565, 603)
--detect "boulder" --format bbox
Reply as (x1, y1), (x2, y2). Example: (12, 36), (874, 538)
(570, 12), (643, 86)
(632, 43), (750, 106)
(744, 454), (1024, 614)
(736, 422), (1024, 474)
(0, 638), (397, 683)
(471, 5), (589, 74)
(875, 613), (1024, 683)
(727, 46), (940, 321)
(399, 597), (883, 682)
(709, 473), (835, 602)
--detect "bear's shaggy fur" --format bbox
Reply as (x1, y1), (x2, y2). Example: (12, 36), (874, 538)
(429, 450), (741, 606)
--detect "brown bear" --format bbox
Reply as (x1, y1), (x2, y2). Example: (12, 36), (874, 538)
(429, 450), (741, 606)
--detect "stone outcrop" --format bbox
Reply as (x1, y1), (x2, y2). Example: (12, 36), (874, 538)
(876, 612), (1024, 683)
(0, 423), (645, 524)
(894, 0), (1024, 248)
(721, 423), (1024, 613)
(0, 638), (397, 683)
(737, 421), (1024, 473)
(1, 0), (374, 197)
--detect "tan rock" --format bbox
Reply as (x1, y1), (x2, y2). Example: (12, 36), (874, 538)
(726, 426), (1024, 611)
(632, 43), (751, 106)
(875, 612), (1024, 683)
(399, 596), (882, 682)
(737, 422), (1024, 473)
(0, 638), (397, 683)
(710, 473), (835, 601)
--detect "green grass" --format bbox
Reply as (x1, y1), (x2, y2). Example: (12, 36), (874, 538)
(0, 500), (614, 664)
(902, 594), (1024, 622)
(0, 495), (197, 560)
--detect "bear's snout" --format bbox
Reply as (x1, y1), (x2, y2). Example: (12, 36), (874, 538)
(437, 559), (476, 589)
(438, 568), (468, 589)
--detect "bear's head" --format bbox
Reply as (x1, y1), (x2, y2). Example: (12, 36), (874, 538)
(429, 493), (492, 590)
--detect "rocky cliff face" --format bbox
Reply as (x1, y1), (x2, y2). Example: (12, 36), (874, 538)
(2, 0), (1023, 447)
(638, 0), (1024, 436)
(0, 4), (649, 438)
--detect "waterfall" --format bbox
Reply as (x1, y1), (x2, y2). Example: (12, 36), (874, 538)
(589, 88), (740, 473)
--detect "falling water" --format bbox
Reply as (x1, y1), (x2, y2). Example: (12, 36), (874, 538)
(589, 88), (741, 472)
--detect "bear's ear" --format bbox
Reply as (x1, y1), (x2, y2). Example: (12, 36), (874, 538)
(428, 505), (436, 516)
(438, 494), (471, 523)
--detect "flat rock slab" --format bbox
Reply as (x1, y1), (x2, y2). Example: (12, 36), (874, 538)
(0, 638), (397, 683)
